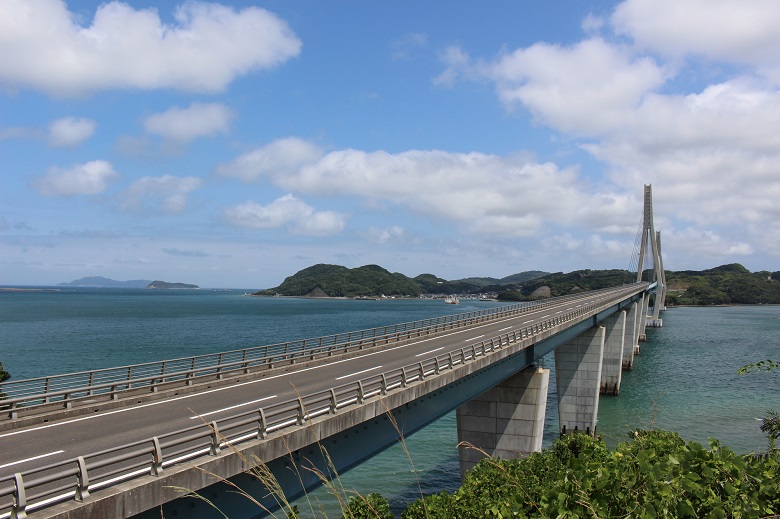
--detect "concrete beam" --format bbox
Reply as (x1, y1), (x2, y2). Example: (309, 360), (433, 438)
(623, 302), (638, 370)
(456, 366), (549, 479)
(600, 310), (625, 395)
(555, 325), (605, 436)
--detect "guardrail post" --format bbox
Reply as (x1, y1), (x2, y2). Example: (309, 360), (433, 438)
(434, 357), (440, 374)
(44, 377), (51, 402)
(151, 437), (163, 476)
(9, 402), (18, 420)
(63, 392), (72, 408)
(401, 367), (408, 387)
(448, 352), (455, 368)
(296, 397), (305, 425)
(216, 353), (224, 379)
(357, 381), (365, 404)
(418, 362), (425, 380)
(329, 389), (337, 413)
(75, 456), (90, 501)
(11, 472), (27, 519)
(258, 408), (268, 439)
(380, 373), (388, 395)
(210, 421), (221, 455)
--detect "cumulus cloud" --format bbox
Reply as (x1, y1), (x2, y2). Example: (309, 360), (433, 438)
(431, 0), (780, 266)
(222, 141), (636, 238)
(32, 160), (119, 196)
(217, 137), (324, 182)
(120, 175), (202, 213)
(611, 0), (780, 73)
(48, 117), (96, 147)
(363, 226), (406, 244)
(144, 103), (233, 142)
(223, 194), (346, 236)
(0, 0), (301, 96)
(439, 39), (666, 136)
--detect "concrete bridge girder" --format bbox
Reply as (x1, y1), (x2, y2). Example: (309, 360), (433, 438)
(35, 291), (648, 519)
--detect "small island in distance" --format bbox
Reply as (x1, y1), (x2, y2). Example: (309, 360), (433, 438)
(59, 277), (199, 289)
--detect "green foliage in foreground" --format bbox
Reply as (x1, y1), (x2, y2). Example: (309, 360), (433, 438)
(400, 431), (780, 519)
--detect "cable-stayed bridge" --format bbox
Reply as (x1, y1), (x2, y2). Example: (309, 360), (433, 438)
(0, 185), (666, 519)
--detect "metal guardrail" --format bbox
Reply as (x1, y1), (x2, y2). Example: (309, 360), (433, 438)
(0, 284), (647, 518)
(0, 290), (623, 420)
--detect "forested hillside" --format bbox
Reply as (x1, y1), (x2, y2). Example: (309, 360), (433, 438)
(254, 263), (780, 304)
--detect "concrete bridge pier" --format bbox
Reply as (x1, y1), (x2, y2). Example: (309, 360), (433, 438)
(637, 294), (649, 346)
(555, 325), (605, 436)
(456, 366), (550, 479)
(600, 310), (626, 395)
(623, 301), (639, 369)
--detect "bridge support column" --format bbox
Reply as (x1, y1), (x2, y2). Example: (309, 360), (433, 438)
(456, 366), (550, 480)
(555, 325), (605, 436)
(623, 302), (638, 370)
(638, 294), (649, 345)
(600, 310), (626, 395)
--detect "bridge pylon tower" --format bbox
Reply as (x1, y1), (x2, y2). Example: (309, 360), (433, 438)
(635, 184), (665, 326)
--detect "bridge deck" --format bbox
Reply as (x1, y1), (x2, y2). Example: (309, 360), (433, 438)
(0, 284), (649, 518)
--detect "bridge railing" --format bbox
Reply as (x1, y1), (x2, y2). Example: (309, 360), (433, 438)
(1, 289), (626, 419)
(0, 285), (647, 518)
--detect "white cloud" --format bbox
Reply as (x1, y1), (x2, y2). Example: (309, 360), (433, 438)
(144, 103), (233, 142)
(223, 141), (636, 238)
(217, 137), (324, 182)
(32, 160), (119, 196)
(223, 194), (346, 236)
(432, 2), (780, 267)
(364, 226), (405, 244)
(48, 117), (96, 147)
(0, 0), (301, 96)
(612, 0), (780, 74)
(487, 38), (666, 136)
(120, 175), (202, 213)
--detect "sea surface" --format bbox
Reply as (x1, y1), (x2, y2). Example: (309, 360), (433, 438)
(1, 288), (779, 517)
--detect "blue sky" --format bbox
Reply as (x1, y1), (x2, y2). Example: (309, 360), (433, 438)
(1, 0), (779, 288)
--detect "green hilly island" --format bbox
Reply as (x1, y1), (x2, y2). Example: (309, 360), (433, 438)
(254, 263), (780, 305)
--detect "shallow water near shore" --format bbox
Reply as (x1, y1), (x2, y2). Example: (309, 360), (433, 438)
(1, 289), (778, 516)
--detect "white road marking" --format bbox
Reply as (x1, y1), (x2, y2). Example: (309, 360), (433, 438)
(498, 326), (512, 331)
(335, 366), (383, 380)
(0, 450), (64, 469)
(523, 320), (533, 324)
(415, 347), (443, 357)
(0, 297), (595, 440)
(465, 335), (485, 342)
(188, 395), (277, 420)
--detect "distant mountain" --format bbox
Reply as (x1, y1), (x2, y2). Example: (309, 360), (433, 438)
(146, 280), (199, 289)
(59, 276), (152, 288)
(254, 264), (551, 298)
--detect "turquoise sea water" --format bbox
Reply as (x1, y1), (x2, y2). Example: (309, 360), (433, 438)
(1, 289), (779, 516)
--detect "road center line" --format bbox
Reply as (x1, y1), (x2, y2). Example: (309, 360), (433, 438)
(335, 366), (383, 380)
(0, 450), (64, 470)
(465, 335), (485, 342)
(415, 347), (443, 357)
(523, 320), (533, 324)
(0, 303), (574, 439)
(498, 326), (512, 331)
(188, 395), (277, 420)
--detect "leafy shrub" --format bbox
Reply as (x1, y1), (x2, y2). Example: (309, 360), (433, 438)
(401, 431), (780, 518)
